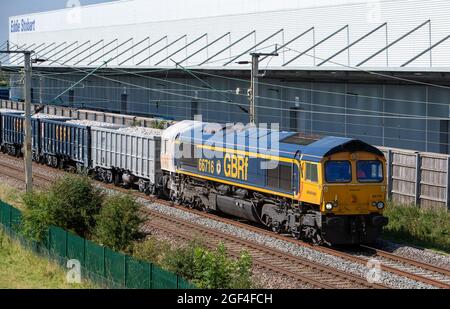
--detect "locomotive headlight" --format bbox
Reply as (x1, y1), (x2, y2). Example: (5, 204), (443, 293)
(376, 202), (385, 210)
(325, 203), (334, 211)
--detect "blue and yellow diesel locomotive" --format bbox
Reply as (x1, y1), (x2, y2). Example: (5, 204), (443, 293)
(0, 111), (388, 245)
(161, 121), (388, 245)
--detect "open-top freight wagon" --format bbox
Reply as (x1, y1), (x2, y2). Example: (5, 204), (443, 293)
(90, 126), (163, 194)
(0, 112), (70, 160)
(40, 120), (122, 172)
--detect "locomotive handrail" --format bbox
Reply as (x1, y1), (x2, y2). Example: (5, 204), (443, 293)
(292, 150), (301, 196)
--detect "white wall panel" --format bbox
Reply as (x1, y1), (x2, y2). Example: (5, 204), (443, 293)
(6, 0), (450, 69)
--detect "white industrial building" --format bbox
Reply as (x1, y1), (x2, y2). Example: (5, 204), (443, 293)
(2, 0), (450, 153)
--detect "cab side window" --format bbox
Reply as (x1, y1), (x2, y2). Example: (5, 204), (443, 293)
(305, 163), (318, 183)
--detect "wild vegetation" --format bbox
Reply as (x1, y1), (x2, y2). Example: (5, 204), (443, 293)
(22, 175), (104, 240)
(17, 175), (255, 288)
(133, 238), (254, 289)
(94, 193), (144, 251)
(151, 120), (168, 130)
(383, 202), (450, 253)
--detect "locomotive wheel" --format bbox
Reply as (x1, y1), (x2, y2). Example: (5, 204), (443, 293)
(113, 173), (122, 187)
(272, 226), (281, 234)
(97, 168), (106, 182)
(76, 164), (85, 175)
(52, 156), (59, 169)
(105, 170), (114, 184)
(45, 155), (52, 167)
(14, 146), (20, 157)
(138, 179), (146, 193)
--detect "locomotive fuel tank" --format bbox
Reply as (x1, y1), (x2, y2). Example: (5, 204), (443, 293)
(216, 195), (260, 223)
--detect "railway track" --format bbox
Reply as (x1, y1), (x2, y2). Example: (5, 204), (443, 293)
(141, 208), (385, 289)
(173, 205), (450, 289)
(1, 154), (449, 289)
(357, 245), (450, 289)
(0, 160), (52, 189)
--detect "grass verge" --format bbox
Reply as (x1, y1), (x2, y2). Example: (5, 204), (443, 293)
(0, 183), (24, 209)
(383, 202), (450, 254)
(0, 230), (94, 289)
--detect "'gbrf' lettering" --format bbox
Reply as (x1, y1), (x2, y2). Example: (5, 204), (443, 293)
(224, 154), (248, 181)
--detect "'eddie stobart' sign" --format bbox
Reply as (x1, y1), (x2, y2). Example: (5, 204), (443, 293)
(10, 18), (36, 33)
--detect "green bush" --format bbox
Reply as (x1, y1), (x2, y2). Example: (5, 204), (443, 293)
(133, 237), (171, 264)
(21, 192), (53, 241)
(151, 120), (167, 130)
(49, 175), (104, 238)
(22, 175), (104, 240)
(383, 202), (450, 253)
(164, 242), (253, 289)
(94, 193), (144, 252)
(163, 241), (200, 281)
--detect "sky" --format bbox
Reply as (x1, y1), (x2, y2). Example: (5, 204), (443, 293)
(1, 0), (114, 45)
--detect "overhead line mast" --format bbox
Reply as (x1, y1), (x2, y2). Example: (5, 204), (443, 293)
(237, 50), (279, 125)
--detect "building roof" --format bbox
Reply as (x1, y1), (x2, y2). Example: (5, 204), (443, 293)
(5, 0), (450, 70)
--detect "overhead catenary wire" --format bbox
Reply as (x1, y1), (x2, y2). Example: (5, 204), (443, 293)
(3, 45), (450, 125)
(5, 75), (450, 149)
(29, 90), (450, 143)
(9, 89), (450, 149)
(5, 40), (450, 110)
(7, 38), (450, 93)
(3, 57), (450, 122)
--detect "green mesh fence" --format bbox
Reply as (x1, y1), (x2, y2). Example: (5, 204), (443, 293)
(104, 247), (126, 286)
(0, 201), (12, 230)
(10, 207), (22, 233)
(49, 226), (67, 263)
(126, 256), (152, 289)
(67, 232), (85, 265)
(178, 277), (196, 289)
(152, 265), (178, 289)
(85, 239), (105, 277)
(0, 201), (194, 289)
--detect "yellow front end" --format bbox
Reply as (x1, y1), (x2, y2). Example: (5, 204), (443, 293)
(299, 151), (388, 244)
(321, 152), (387, 216)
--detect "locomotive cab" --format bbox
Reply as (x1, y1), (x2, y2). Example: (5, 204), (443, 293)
(322, 152), (386, 215)
(299, 138), (389, 245)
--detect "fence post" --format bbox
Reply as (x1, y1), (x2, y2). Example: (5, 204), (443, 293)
(65, 230), (68, 259)
(446, 157), (450, 211)
(8, 204), (12, 233)
(124, 254), (127, 288)
(149, 263), (153, 290)
(415, 153), (422, 207)
(386, 149), (393, 200)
